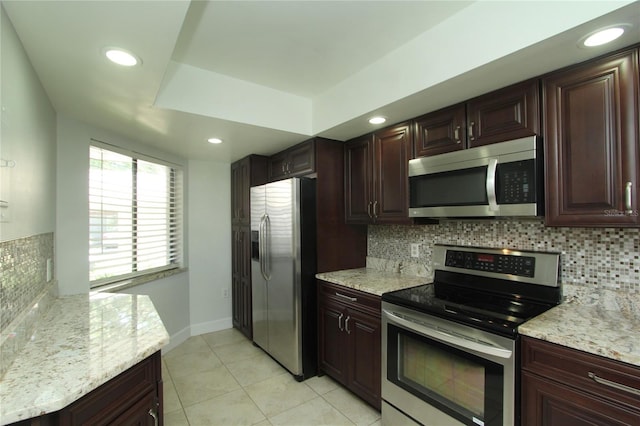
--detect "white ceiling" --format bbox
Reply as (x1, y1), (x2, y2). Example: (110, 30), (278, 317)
(3, 1), (639, 163)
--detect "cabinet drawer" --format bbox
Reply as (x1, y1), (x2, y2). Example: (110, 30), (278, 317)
(59, 352), (160, 425)
(522, 337), (640, 410)
(318, 281), (381, 315)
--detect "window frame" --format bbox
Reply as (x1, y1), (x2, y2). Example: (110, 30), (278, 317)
(89, 141), (184, 288)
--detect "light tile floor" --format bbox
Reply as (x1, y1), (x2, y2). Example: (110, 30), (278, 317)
(162, 328), (381, 426)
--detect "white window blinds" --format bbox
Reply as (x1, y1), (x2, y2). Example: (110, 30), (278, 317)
(89, 144), (183, 286)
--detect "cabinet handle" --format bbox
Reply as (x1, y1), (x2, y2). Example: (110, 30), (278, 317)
(625, 181), (633, 214)
(338, 313), (344, 331)
(454, 126), (461, 143)
(468, 122), (475, 141)
(345, 316), (351, 334)
(335, 292), (357, 302)
(286, 162), (291, 174)
(367, 201), (373, 219)
(373, 200), (378, 219)
(282, 164), (286, 174)
(588, 372), (640, 397)
(148, 408), (159, 426)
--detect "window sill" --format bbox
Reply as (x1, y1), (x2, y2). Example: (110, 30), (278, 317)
(93, 267), (187, 293)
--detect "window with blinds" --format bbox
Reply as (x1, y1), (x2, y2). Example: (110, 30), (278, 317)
(89, 144), (183, 286)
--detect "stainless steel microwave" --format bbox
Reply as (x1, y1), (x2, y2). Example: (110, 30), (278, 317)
(408, 136), (543, 218)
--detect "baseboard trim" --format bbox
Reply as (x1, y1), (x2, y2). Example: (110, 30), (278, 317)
(162, 326), (190, 354)
(190, 317), (233, 336)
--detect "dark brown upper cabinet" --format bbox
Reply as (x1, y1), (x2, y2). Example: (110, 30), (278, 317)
(543, 48), (639, 227)
(268, 139), (315, 181)
(231, 155), (268, 226)
(345, 122), (412, 224)
(414, 79), (540, 157)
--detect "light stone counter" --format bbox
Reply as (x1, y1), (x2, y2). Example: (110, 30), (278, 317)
(316, 268), (429, 296)
(0, 292), (169, 425)
(519, 302), (640, 367)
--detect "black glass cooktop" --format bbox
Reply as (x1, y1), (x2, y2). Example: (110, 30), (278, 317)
(382, 279), (557, 338)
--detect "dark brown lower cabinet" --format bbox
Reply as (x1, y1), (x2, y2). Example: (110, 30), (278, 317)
(231, 225), (252, 339)
(318, 280), (381, 410)
(521, 337), (640, 425)
(11, 351), (162, 426)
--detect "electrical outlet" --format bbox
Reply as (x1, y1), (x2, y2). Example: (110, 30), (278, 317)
(410, 243), (420, 258)
(222, 288), (230, 298)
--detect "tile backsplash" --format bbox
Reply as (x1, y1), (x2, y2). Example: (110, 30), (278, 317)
(368, 220), (640, 314)
(0, 233), (55, 376)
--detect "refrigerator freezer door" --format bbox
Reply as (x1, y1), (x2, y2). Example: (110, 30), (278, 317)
(250, 185), (268, 350)
(265, 179), (301, 375)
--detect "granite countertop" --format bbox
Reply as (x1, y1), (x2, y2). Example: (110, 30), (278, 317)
(316, 268), (430, 296)
(519, 302), (640, 367)
(0, 292), (169, 425)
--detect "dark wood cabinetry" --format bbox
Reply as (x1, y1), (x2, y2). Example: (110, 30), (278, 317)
(318, 281), (381, 410)
(268, 139), (315, 181)
(14, 352), (163, 426)
(521, 337), (640, 425)
(230, 155), (268, 339)
(345, 122), (412, 224)
(543, 48), (639, 227)
(413, 79), (540, 156)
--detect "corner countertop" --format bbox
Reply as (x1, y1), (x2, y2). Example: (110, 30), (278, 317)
(316, 268), (430, 296)
(519, 302), (640, 367)
(0, 292), (169, 425)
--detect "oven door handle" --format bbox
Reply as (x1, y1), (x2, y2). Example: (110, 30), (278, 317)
(383, 309), (513, 359)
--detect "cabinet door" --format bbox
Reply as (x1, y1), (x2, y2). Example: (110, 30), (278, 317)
(346, 308), (381, 410)
(467, 79), (540, 148)
(544, 49), (639, 227)
(414, 104), (466, 157)
(345, 135), (374, 224)
(231, 157), (253, 225)
(521, 371), (640, 426)
(231, 227), (252, 338)
(373, 123), (412, 223)
(231, 228), (242, 330)
(318, 298), (348, 385)
(268, 152), (288, 181)
(287, 140), (315, 176)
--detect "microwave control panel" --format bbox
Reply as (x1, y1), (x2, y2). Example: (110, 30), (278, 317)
(445, 249), (535, 277)
(496, 160), (536, 204)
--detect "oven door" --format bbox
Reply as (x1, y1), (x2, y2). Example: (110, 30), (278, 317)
(382, 302), (516, 426)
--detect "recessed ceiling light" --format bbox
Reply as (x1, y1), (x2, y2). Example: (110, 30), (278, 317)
(581, 26), (626, 47)
(369, 116), (386, 125)
(103, 47), (140, 66)
(207, 137), (223, 144)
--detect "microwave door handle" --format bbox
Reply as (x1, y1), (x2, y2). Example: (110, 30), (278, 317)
(486, 158), (499, 212)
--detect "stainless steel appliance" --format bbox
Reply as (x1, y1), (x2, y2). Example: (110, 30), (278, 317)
(381, 245), (561, 426)
(250, 177), (317, 381)
(408, 136), (543, 218)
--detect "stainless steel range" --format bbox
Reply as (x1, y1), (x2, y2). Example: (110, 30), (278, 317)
(381, 244), (561, 426)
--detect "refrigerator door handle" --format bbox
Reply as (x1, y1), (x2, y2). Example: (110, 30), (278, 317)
(259, 214), (268, 281)
(263, 214), (272, 280)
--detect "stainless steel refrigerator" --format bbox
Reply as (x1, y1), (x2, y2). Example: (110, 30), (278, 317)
(250, 177), (317, 381)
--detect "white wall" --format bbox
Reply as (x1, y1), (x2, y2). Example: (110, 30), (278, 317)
(55, 115), (193, 341)
(187, 160), (233, 334)
(0, 6), (56, 242)
(55, 115), (234, 346)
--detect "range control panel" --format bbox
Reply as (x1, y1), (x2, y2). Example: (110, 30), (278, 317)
(445, 249), (535, 277)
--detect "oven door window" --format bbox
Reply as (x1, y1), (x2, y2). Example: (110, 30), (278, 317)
(410, 166), (488, 207)
(387, 324), (503, 426)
